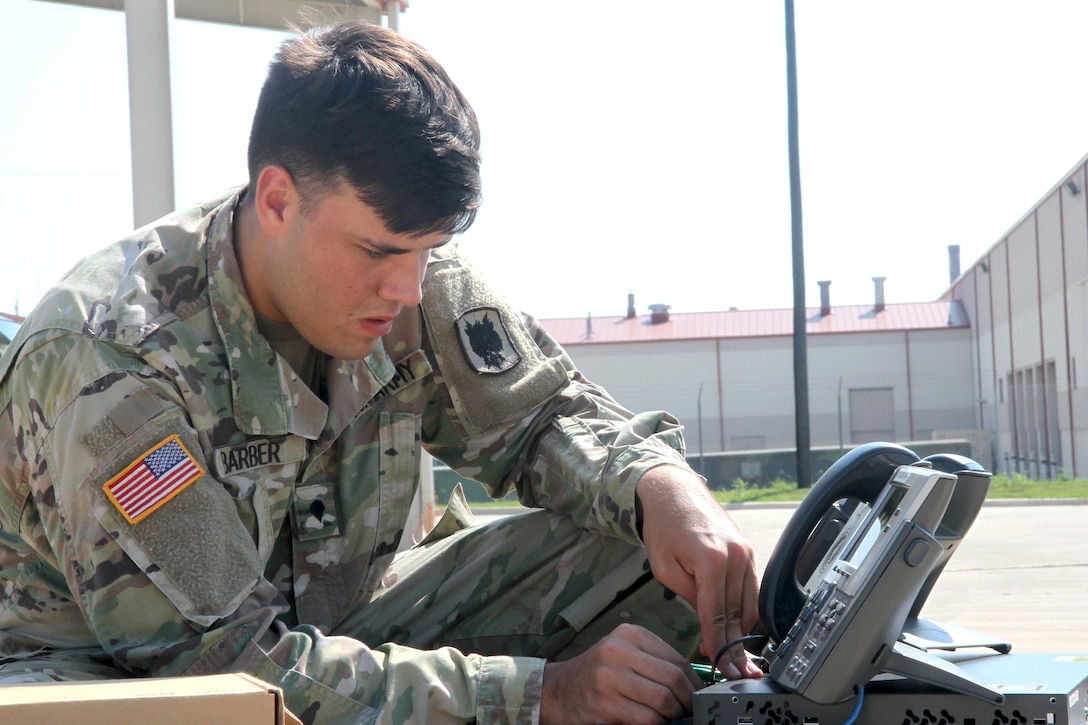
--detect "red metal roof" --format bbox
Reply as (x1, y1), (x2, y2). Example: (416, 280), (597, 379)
(539, 301), (968, 347)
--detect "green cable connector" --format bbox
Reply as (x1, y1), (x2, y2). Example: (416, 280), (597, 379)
(691, 662), (724, 685)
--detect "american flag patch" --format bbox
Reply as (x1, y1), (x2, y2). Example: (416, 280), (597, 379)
(103, 435), (204, 524)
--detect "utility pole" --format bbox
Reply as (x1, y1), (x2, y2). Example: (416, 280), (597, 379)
(785, 0), (811, 488)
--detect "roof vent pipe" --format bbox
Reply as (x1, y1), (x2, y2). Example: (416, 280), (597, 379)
(948, 244), (961, 284)
(873, 276), (886, 312)
(626, 292), (637, 319)
(818, 280), (831, 316)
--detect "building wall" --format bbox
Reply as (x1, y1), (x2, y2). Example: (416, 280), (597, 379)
(807, 332), (908, 447)
(718, 336), (797, 450)
(946, 152), (1088, 478)
(903, 328), (977, 439)
(561, 326), (977, 466)
(556, 156), (1088, 481)
(6, 166), (1083, 504)
(564, 339), (720, 445)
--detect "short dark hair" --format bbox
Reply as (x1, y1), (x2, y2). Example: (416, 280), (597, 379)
(247, 21), (482, 236)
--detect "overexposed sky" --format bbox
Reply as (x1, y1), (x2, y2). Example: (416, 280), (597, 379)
(2, 0), (1087, 320)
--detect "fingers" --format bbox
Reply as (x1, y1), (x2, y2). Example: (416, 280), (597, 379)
(540, 624), (702, 725)
(634, 468), (764, 680)
(675, 517), (764, 680)
(720, 543), (761, 677)
(626, 624), (706, 693)
(613, 624), (702, 717)
(689, 527), (749, 641)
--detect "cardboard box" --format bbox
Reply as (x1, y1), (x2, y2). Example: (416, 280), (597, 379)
(0, 672), (303, 725)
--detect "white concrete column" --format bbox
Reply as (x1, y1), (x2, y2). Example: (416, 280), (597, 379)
(362, 0), (403, 32)
(385, 3), (401, 33)
(124, 0), (177, 227)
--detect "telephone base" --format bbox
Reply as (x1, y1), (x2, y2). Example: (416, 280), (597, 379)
(900, 615), (1013, 654)
(693, 652), (1088, 725)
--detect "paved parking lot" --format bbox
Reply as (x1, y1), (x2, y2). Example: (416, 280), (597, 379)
(728, 500), (1088, 654)
(475, 500), (1088, 654)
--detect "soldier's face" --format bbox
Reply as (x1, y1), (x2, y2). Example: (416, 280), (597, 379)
(258, 178), (450, 360)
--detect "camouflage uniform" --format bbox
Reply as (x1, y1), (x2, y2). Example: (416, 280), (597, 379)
(0, 190), (701, 723)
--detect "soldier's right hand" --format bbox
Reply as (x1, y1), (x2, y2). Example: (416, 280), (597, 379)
(539, 622), (703, 725)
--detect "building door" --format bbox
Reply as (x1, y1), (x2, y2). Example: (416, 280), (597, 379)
(849, 387), (895, 444)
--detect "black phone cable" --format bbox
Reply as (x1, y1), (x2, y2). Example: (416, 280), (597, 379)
(710, 634), (768, 682)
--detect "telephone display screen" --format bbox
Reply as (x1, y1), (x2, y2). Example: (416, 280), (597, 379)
(845, 484), (907, 566)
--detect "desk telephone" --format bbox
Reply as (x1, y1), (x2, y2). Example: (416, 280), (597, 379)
(733, 442), (1009, 704)
(752, 437), (1005, 701)
(690, 442), (1088, 725)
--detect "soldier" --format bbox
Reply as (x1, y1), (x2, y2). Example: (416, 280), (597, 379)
(0, 20), (761, 725)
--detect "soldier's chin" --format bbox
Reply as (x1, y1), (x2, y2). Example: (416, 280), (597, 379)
(315, 336), (380, 361)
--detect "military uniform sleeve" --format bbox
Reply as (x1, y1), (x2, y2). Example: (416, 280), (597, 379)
(420, 252), (693, 544)
(0, 332), (541, 725)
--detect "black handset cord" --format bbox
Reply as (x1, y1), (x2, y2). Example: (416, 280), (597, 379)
(710, 634), (768, 682)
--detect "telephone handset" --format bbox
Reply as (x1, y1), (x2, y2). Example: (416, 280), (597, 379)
(748, 442), (1008, 706)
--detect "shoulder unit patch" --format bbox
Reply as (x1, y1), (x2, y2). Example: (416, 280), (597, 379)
(453, 306), (521, 374)
(103, 435), (205, 524)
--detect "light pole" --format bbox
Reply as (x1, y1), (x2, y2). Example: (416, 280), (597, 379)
(785, 0), (811, 487)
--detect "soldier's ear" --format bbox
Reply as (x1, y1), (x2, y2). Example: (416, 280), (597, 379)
(253, 165), (297, 237)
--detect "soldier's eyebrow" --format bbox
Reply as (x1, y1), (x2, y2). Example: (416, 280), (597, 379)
(352, 234), (453, 255)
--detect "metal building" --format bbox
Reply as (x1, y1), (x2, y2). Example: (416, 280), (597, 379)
(538, 282), (983, 479)
(538, 153), (1088, 481)
(944, 151), (1088, 480)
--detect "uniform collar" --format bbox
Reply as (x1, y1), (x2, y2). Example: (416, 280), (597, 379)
(206, 190), (327, 439)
